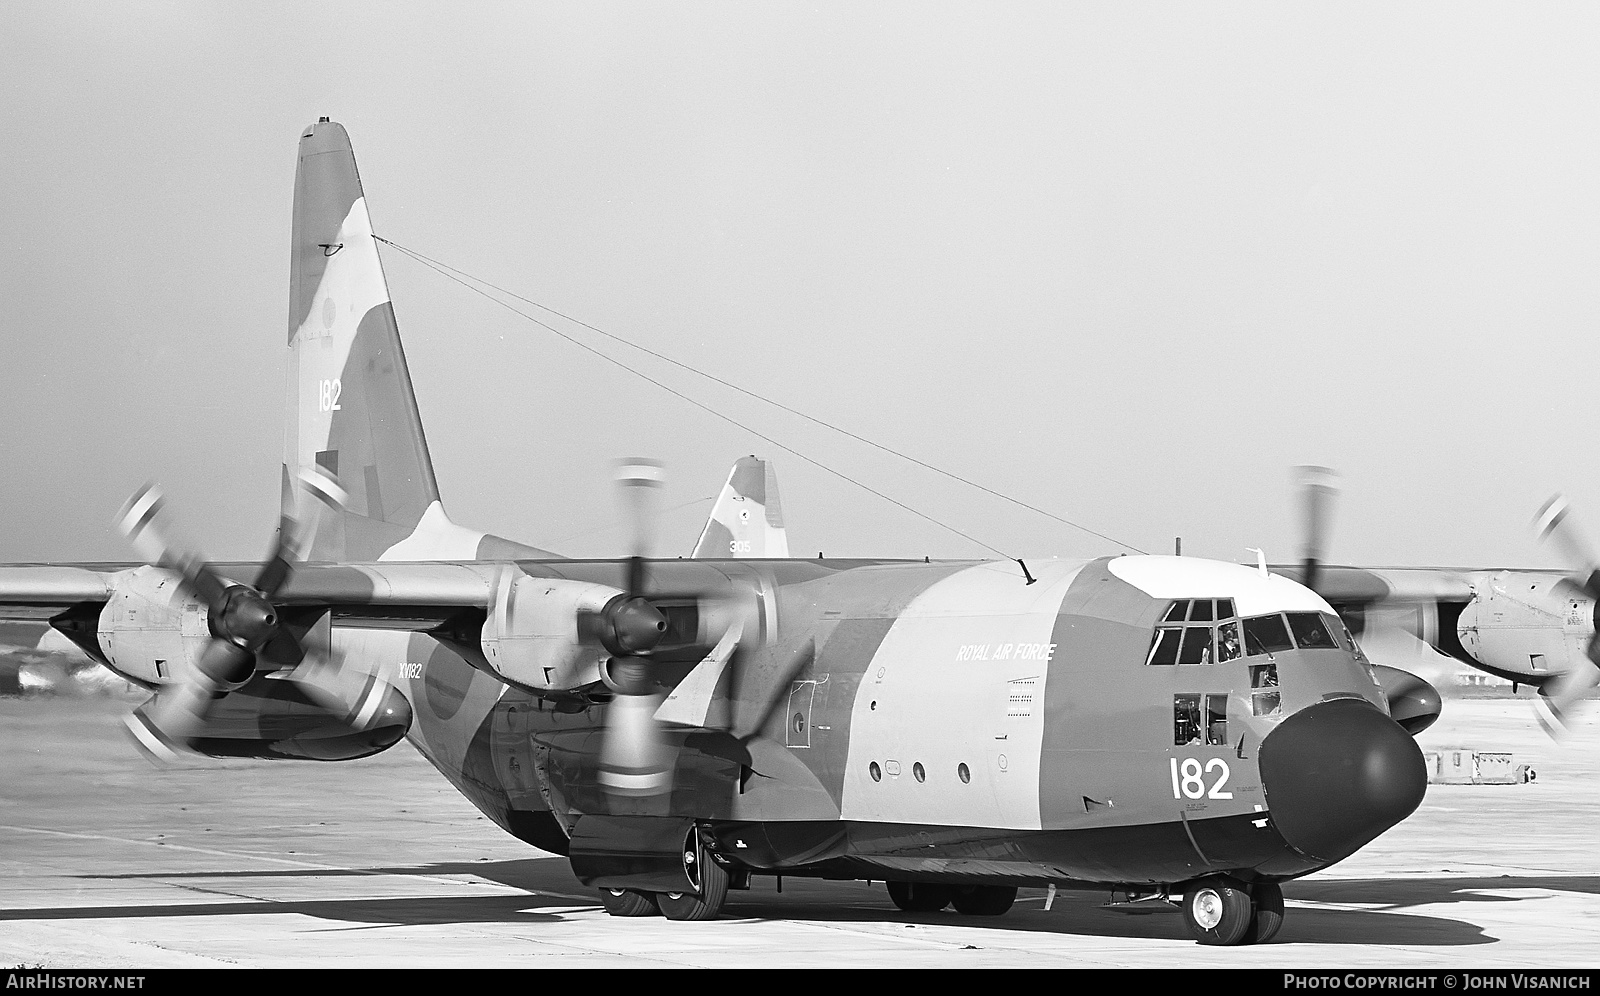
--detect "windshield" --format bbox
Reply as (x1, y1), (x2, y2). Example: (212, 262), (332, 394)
(1148, 605), (1346, 666)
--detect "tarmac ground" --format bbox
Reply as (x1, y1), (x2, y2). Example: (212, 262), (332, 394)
(2, 694), (1597, 969)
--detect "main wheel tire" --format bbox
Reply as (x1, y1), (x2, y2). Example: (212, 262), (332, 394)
(657, 830), (731, 922)
(950, 885), (1017, 916)
(886, 881), (953, 912)
(1181, 875), (1253, 946)
(599, 887), (659, 917)
(1242, 881), (1284, 944)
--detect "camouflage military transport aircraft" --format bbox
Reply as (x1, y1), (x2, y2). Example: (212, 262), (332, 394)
(0, 120), (1436, 946)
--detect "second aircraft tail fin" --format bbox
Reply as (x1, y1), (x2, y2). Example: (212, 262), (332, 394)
(692, 456), (789, 559)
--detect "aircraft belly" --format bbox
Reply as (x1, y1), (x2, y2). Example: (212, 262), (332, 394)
(838, 561), (1081, 829)
(714, 812), (1309, 885)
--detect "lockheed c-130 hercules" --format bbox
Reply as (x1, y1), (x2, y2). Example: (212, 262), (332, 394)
(0, 120), (1438, 947)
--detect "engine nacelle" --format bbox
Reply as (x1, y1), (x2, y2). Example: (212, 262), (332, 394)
(184, 671), (412, 761)
(1372, 664), (1441, 735)
(1456, 571), (1594, 682)
(96, 565), (215, 686)
(479, 573), (623, 693)
(478, 570), (754, 694)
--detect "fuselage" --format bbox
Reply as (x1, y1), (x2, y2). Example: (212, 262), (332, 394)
(358, 552), (1424, 890)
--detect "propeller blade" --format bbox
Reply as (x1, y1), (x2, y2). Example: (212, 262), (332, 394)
(1534, 654), (1600, 739)
(252, 509), (304, 596)
(122, 637), (253, 763)
(615, 458), (665, 595)
(1535, 495), (1600, 599)
(599, 694), (673, 798)
(123, 678), (213, 764)
(1531, 495), (1600, 738)
(115, 483), (230, 606)
(285, 645), (403, 730)
(1294, 465), (1340, 595)
(655, 619), (745, 729)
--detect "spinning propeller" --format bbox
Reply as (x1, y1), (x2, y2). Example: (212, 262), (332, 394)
(1532, 495), (1600, 737)
(1294, 465), (1340, 597)
(590, 459), (807, 799)
(592, 459), (674, 797)
(1291, 466), (1441, 734)
(115, 482), (390, 762)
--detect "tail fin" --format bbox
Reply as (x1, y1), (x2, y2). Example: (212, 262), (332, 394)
(284, 119), (489, 562)
(692, 456), (789, 558)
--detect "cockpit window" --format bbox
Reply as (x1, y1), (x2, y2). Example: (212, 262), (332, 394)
(1150, 601), (1334, 666)
(1178, 626), (1213, 665)
(1242, 614), (1294, 655)
(1216, 620), (1241, 662)
(1286, 612), (1337, 649)
(1147, 627), (1180, 666)
(1337, 617), (1372, 666)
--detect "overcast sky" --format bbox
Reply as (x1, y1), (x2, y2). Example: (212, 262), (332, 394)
(4, 2), (1599, 571)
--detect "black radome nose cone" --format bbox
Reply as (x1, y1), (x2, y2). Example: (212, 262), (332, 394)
(1259, 698), (1427, 863)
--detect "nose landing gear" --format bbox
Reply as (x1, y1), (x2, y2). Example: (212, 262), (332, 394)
(1181, 876), (1283, 945)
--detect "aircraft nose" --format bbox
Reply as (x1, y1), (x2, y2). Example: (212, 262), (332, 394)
(1259, 697), (1426, 864)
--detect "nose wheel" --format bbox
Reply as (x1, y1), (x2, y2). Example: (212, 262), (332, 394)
(1182, 876), (1282, 945)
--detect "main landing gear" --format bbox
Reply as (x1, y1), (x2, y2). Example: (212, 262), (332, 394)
(597, 828), (732, 922)
(886, 882), (1017, 916)
(1180, 876), (1283, 945)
